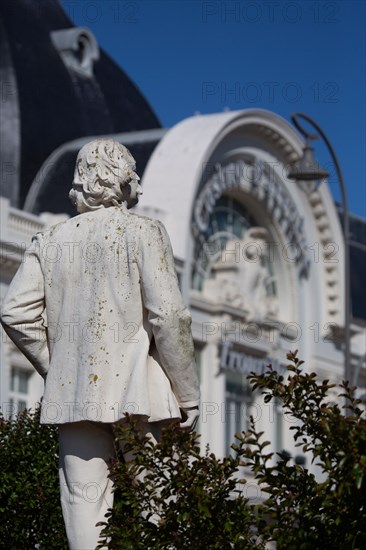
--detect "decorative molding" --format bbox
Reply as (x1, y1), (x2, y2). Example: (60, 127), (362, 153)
(192, 157), (310, 279)
(8, 208), (45, 239)
(248, 123), (299, 164)
(190, 290), (299, 346)
(0, 200), (46, 277)
(308, 190), (341, 325)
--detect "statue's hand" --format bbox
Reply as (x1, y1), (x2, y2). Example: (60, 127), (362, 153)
(179, 406), (199, 430)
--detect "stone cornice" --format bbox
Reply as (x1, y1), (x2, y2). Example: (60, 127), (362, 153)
(246, 122), (299, 164)
(308, 190), (341, 326)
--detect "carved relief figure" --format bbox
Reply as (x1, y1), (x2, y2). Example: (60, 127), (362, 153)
(203, 226), (278, 321)
(0, 140), (200, 550)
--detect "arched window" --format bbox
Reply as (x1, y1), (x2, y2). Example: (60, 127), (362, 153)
(191, 196), (277, 302)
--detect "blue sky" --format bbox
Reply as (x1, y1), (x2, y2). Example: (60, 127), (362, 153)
(60, 0), (365, 217)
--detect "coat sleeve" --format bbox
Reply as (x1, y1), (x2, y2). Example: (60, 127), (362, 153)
(136, 220), (200, 408)
(0, 234), (50, 378)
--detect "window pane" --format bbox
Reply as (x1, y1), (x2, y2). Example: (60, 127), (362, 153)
(225, 399), (238, 454)
(18, 400), (27, 414)
(18, 371), (29, 394)
(10, 370), (16, 392)
(10, 367), (29, 394)
(9, 398), (14, 419)
(226, 374), (250, 455)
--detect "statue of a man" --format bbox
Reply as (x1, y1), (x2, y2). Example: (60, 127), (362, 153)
(1, 139), (200, 549)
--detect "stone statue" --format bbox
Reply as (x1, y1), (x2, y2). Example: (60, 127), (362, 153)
(203, 227), (278, 321)
(0, 139), (200, 550)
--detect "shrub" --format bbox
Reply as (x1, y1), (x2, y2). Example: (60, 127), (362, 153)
(0, 407), (67, 549)
(98, 420), (263, 549)
(240, 350), (366, 550)
(99, 351), (366, 549)
(1, 351), (365, 549)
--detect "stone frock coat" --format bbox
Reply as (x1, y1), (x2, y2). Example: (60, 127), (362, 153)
(1, 205), (200, 424)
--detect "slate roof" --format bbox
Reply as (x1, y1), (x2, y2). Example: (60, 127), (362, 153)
(0, 0), (161, 209)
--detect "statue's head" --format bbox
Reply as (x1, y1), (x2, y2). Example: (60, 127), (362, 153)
(244, 227), (269, 259)
(69, 139), (142, 213)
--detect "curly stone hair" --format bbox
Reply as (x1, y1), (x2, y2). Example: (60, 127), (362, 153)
(72, 139), (136, 210)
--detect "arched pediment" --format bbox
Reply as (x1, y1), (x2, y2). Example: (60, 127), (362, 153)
(139, 109), (345, 332)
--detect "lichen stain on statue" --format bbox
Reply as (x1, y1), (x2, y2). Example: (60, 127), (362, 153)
(203, 226), (279, 322)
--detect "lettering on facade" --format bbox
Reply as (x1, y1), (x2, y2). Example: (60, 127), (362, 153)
(192, 158), (310, 278)
(219, 341), (286, 377)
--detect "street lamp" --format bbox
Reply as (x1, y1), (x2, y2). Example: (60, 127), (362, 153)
(288, 112), (351, 392)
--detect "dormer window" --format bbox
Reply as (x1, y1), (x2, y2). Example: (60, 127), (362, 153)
(51, 27), (99, 77)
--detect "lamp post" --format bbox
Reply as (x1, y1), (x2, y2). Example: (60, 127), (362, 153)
(288, 112), (351, 392)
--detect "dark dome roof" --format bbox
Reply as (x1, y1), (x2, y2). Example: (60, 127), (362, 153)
(0, 0), (161, 208)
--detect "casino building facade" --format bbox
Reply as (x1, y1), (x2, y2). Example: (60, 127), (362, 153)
(1, 0), (365, 472)
(136, 109), (366, 460)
